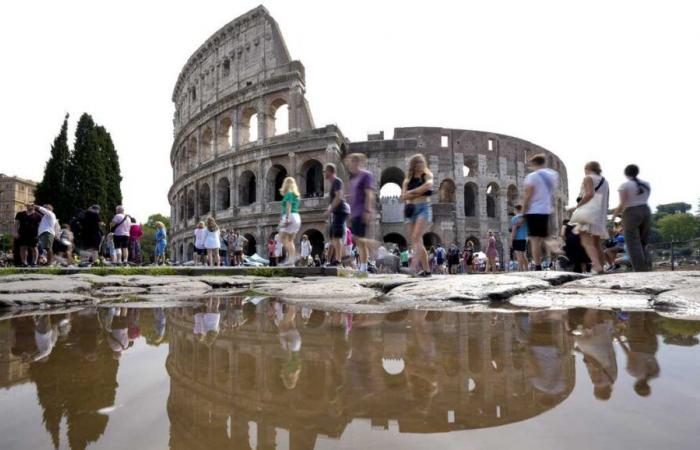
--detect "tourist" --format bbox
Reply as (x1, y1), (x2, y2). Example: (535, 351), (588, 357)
(485, 231), (499, 273)
(267, 237), (277, 266)
(219, 228), (229, 266)
(400, 247), (409, 268)
(574, 310), (618, 400)
(204, 217), (221, 267)
(346, 153), (376, 277)
(232, 231), (248, 266)
(604, 223), (625, 271)
(13, 203), (41, 267)
(193, 221), (206, 265)
(154, 221), (167, 265)
(401, 154), (433, 277)
(78, 205), (102, 266)
(344, 226), (354, 268)
(55, 223), (75, 266)
(560, 219), (590, 273)
(128, 217), (143, 265)
(447, 244), (460, 274)
(300, 235), (311, 266)
(324, 163), (349, 266)
(34, 204), (58, 266)
(278, 177), (301, 266)
(109, 206), (132, 265)
(463, 240), (475, 274)
(103, 232), (116, 262)
(510, 205), (529, 271)
(569, 161), (610, 274)
(522, 154), (560, 271)
(612, 164), (652, 272)
(620, 312), (660, 397)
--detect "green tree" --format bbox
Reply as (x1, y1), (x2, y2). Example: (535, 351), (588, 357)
(95, 125), (122, 215)
(35, 114), (72, 222)
(656, 202), (692, 216)
(139, 214), (171, 264)
(657, 213), (700, 242)
(68, 113), (107, 218)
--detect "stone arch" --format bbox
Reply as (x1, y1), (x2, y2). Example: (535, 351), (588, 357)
(423, 232), (442, 249)
(507, 185), (519, 216)
(379, 166), (405, 198)
(300, 159), (324, 198)
(303, 228), (325, 257)
(267, 164), (288, 202)
(464, 182), (478, 217)
(383, 233), (407, 250)
(198, 183), (211, 216)
(187, 137), (198, 170)
(243, 233), (257, 256)
(187, 189), (195, 219)
(486, 182), (500, 218)
(464, 156), (478, 178)
(268, 98), (289, 136)
(438, 178), (456, 203)
(178, 194), (185, 224)
(238, 170), (257, 206)
(201, 127), (214, 161)
(217, 116), (233, 153)
(239, 107), (259, 144)
(216, 177), (231, 211)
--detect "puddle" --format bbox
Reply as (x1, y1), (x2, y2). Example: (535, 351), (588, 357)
(1, 297), (699, 449)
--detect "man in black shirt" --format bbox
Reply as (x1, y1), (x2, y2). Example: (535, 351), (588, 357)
(79, 205), (103, 265)
(323, 163), (348, 266)
(14, 204), (41, 266)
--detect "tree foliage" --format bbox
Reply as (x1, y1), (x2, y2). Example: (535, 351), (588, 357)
(139, 214), (171, 264)
(35, 114), (72, 222)
(656, 202), (692, 216)
(657, 213), (700, 242)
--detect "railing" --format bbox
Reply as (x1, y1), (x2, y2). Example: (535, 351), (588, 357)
(648, 238), (700, 271)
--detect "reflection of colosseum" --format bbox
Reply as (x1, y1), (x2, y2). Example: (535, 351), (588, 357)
(165, 303), (574, 449)
(168, 6), (568, 261)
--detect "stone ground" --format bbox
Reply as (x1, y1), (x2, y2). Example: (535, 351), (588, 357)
(0, 271), (699, 319)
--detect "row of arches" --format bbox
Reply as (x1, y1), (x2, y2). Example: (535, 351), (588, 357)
(175, 101), (290, 175)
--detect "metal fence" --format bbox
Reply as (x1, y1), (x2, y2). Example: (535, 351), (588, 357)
(649, 238), (700, 271)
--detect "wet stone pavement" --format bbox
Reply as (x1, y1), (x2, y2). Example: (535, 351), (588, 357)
(0, 272), (699, 449)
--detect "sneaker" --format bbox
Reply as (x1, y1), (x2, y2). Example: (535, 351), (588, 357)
(419, 271), (432, 277)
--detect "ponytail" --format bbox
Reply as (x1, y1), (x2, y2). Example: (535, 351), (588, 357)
(624, 164), (649, 195)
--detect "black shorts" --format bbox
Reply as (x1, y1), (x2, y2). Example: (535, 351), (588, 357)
(525, 214), (550, 238)
(512, 239), (527, 252)
(329, 213), (347, 239)
(114, 235), (129, 249)
(350, 216), (367, 238)
(195, 247), (207, 256)
(17, 234), (37, 247)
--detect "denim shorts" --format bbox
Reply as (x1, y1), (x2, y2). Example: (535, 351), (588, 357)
(407, 202), (432, 224)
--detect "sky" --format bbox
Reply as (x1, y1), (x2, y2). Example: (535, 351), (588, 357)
(1, 0), (698, 222)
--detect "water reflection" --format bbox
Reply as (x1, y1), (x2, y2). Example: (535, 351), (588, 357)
(0, 301), (698, 450)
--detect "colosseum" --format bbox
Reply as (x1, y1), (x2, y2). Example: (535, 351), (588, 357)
(168, 6), (569, 262)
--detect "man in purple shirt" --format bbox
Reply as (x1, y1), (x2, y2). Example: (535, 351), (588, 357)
(345, 153), (375, 277)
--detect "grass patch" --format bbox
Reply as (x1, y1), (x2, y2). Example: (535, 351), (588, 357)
(0, 266), (299, 277)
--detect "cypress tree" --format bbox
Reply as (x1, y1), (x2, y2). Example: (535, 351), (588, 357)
(69, 113), (108, 218)
(95, 125), (123, 216)
(35, 114), (72, 222)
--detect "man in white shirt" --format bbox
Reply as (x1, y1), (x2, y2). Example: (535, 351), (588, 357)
(522, 154), (560, 271)
(110, 205), (132, 264)
(35, 204), (58, 265)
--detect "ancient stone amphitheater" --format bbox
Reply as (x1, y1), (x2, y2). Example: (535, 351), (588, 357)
(168, 6), (568, 262)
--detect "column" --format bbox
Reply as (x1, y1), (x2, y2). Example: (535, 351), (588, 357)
(210, 174), (216, 217)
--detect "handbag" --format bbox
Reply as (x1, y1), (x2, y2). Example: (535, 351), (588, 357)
(404, 203), (416, 219)
(570, 177), (606, 226)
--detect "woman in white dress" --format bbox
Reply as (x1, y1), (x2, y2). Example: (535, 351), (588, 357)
(569, 161), (609, 274)
(204, 217), (221, 267)
(299, 235), (312, 266)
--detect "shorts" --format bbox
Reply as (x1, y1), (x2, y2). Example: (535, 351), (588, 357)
(195, 247), (206, 256)
(38, 232), (54, 251)
(330, 213), (347, 239)
(17, 234), (37, 247)
(234, 250), (243, 256)
(525, 214), (550, 238)
(512, 239), (527, 252)
(279, 213), (301, 234)
(114, 235), (129, 249)
(407, 202), (432, 224)
(350, 216), (367, 238)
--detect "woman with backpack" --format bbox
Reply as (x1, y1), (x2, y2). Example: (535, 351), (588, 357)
(613, 164), (652, 272)
(569, 161), (610, 274)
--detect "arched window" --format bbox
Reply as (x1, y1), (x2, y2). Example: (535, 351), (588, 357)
(464, 182), (478, 217)
(198, 183), (211, 216)
(216, 178), (231, 211)
(239, 171), (256, 206)
(464, 157), (478, 178)
(268, 99), (289, 136)
(303, 228), (325, 257)
(187, 137), (197, 170)
(187, 190), (195, 219)
(507, 185), (519, 216)
(438, 179), (456, 203)
(267, 165), (287, 201)
(486, 183), (499, 218)
(217, 117), (233, 153)
(383, 233), (407, 250)
(301, 160), (324, 198)
(240, 108), (258, 144)
(201, 127), (214, 161)
(423, 232), (442, 249)
(379, 167), (404, 198)
(178, 196), (185, 224)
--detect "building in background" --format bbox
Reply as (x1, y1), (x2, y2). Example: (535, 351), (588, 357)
(0, 174), (37, 235)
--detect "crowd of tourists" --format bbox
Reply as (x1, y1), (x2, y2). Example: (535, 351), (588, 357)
(9, 204), (168, 267)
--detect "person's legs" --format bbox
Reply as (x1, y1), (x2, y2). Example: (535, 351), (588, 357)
(529, 236), (543, 268)
(412, 217), (429, 274)
(332, 238), (343, 264)
(19, 245), (28, 265)
(593, 236), (605, 270)
(122, 244), (129, 263)
(405, 222), (416, 270)
(214, 249), (221, 266)
(579, 232), (603, 273)
(638, 207), (652, 271)
(623, 208), (646, 272)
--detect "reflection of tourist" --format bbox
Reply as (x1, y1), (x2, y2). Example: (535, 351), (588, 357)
(149, 308), (167, 345)
(106, 307), (130, 359)
(620, 312), (660, 397)
(33, 315), (59, 362)
(276, 304), (301, 389)
(525, 311), (571, 396)
(574, 310), (618, 400)
(194, 298), (221, 346)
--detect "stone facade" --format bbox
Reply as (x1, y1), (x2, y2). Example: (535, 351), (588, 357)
(0, 174), (37, 235)
(168, 6), (568, 262)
